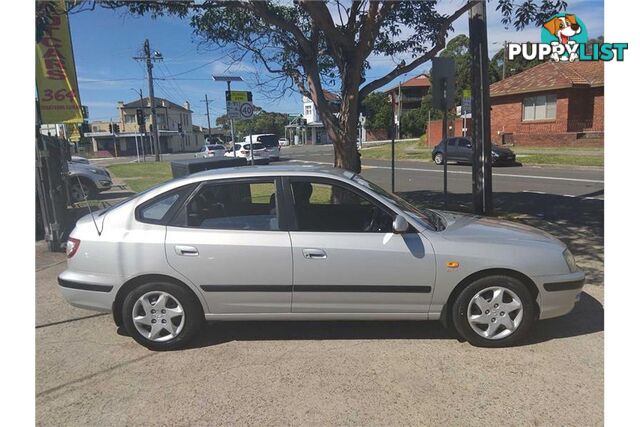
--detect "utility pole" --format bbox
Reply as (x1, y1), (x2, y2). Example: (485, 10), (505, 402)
(134, 39), (162, 161)
(132, 88), (147, 161)
(201, 94), (212, 142)
(469, 0), (493, 214)
(503, 40), (507, 80)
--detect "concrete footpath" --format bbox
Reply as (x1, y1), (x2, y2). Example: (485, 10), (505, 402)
(36, 241), (603, 425)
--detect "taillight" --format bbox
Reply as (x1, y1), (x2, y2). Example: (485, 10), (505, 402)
(66, 237), (80, 258)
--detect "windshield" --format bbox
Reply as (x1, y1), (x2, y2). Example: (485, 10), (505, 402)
(256, 135), (278, 147)
(351, 174), (445, 231)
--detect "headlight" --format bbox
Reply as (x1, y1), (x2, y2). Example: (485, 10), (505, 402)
(563, 248), (578, 273)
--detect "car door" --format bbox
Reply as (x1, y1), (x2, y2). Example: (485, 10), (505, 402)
(164, 177), (293, 314)
(458, 138), (473, 162)
(285, 177), (436, 314)
(444, 138), (459, 161)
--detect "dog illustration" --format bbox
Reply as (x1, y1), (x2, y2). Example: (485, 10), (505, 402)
(543, 14), (582, 62)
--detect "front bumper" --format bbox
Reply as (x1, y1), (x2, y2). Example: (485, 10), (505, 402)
(57, 270), (116, 313)
(533, 271), (585, 320)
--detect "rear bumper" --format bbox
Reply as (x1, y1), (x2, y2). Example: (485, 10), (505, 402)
(57, 270), (117, 313)
(533, 271), (585, 320)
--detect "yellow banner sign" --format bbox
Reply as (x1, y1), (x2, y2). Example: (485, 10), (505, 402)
(36, 0), (83, 124)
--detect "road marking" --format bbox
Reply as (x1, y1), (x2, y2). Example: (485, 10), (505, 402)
(291, 160), (604, 184)
(522, 191), (604, 201)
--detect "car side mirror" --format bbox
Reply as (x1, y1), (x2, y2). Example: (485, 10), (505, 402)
(392, 215), (409, 234)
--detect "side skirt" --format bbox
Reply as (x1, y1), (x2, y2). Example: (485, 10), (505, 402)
(204, 312), (434, 321)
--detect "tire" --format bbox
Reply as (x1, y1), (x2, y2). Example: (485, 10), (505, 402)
(69, 179), (96, 203)
(122, 281), (204, 351)
(434, 152), (444, 165)
(451, 275), (536, 347)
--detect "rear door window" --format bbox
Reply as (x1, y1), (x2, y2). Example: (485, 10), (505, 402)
(175, 179), (279, 231)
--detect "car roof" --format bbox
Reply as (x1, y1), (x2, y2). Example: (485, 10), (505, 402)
(188, 164), (353, 181)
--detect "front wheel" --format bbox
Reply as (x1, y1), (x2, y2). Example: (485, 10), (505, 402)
(451, 275), (536, 347)
(122, 281), (203, 350)
(69, 180), (96, 203)
(434, 153), (444, 165)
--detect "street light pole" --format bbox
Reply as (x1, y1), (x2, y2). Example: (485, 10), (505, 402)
(469, 0), (493, 215)
(213, 75), (243, 156)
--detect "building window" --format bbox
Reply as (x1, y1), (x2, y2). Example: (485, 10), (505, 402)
(522, 94), (556, 121)
(304, 105), (312, 116)
(124, 114), (136, 124)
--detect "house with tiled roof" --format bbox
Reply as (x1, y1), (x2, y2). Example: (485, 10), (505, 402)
(384, 73), (431, 124)
(490, 61), (604, 145)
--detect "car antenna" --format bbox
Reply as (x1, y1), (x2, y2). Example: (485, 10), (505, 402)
(73, 175), (104, 236)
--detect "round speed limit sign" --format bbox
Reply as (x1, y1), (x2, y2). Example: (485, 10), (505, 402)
(239, 102), (254, 119)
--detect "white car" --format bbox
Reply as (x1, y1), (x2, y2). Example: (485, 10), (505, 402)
(278, 137), (289, 146)
(195, 144), (226, 158)
(244, 134), (280, 160)
(225, 142), (269, 161)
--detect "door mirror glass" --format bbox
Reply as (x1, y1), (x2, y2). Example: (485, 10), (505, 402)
(392, 215), (409, 233)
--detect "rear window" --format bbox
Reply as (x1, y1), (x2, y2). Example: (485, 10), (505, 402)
(243, 143), (265, 150)
(256, 135), (278, 147)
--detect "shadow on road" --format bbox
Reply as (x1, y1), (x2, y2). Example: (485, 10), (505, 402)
(400, 190), (604, 286)
(181, 292), (602, 349)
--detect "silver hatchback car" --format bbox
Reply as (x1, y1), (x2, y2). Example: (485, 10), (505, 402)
(58, 165), (584, 350)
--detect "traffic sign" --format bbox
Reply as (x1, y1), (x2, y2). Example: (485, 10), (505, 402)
(226, 90), (254, 120)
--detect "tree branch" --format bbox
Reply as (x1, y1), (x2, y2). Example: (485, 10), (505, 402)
(359, 0), (478, 97)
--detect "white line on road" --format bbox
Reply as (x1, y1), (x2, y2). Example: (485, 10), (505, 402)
(292, 160), (604, 184)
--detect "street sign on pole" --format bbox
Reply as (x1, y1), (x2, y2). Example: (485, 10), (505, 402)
(431, 57), (456, 208)
(431, 57), (456, 110)
(226, 90), (254, 121)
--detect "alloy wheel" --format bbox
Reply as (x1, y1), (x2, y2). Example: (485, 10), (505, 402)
(466, 286), (523, 340)
(132, 291), (185, 342)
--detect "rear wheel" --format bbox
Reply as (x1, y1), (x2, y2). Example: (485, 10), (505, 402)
(434, 153), (444, 165)
(122, 281), (203, 351)
(451, 275), (536, 347)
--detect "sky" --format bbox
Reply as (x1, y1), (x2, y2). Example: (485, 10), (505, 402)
(69, 1), (604, 127)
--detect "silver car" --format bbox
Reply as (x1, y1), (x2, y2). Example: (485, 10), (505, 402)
(58, 166), (584, 350)
(67, 162), (113, 203)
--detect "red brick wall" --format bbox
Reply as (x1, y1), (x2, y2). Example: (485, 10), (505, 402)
(490, 87), (603, 145)
(425, 118), (473, 145)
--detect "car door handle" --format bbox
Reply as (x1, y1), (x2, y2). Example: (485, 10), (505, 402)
(175, 245), (199, 256)
(302, 248), (327, 259)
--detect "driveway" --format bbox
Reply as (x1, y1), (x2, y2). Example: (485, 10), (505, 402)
(37, 241), (603, 425)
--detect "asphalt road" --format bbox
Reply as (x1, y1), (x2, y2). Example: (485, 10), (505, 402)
(280, 144), (604, 200)
(36, 241), (603, 425)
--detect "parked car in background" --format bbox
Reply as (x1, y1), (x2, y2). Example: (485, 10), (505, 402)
(432, 137), (516, 166)
(195, 144), (226, 159)
(244, 134), (280, 160)
(70, 155), (90, 165)
(278, 137), (289, 146)
(59, 165), (584, 350)
(225, 142), (269, 161)
(67, 162), (112, 203)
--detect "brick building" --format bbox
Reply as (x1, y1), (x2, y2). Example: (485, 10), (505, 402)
(489, 61), (603, 146)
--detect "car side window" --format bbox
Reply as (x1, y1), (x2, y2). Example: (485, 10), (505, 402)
(289, 179), (393, 233)
(178, 180), (279, 231)
(447, 139), (457, 147)
(139, 193), (180, 221)
(460, 138), (472, 148)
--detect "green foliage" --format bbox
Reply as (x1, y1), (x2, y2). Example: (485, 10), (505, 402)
(362, 92), (393, 131)
(215, 110), (289, 139)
